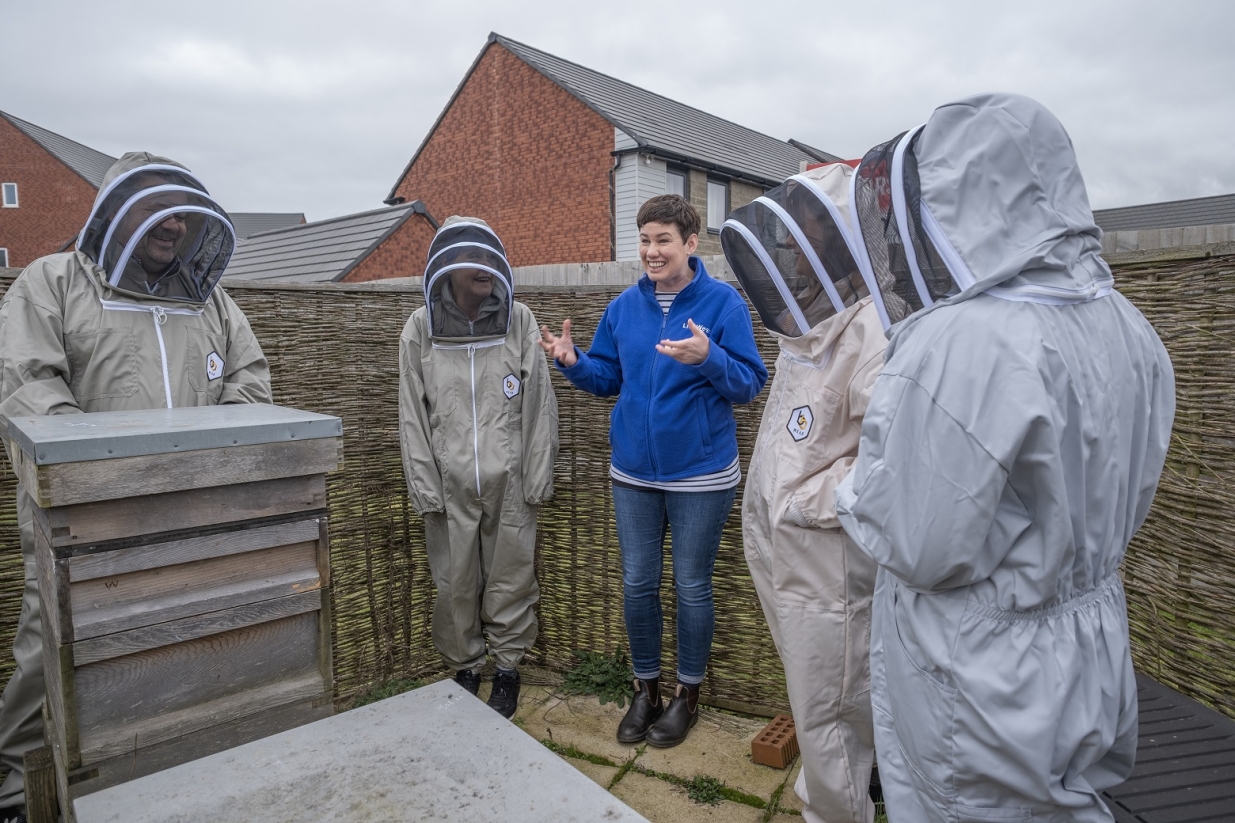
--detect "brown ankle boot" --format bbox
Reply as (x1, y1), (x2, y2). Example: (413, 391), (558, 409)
(645, 682), (699, 748)
(616, 677), (663, 744)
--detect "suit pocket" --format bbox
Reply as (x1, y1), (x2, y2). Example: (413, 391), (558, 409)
(956, 806), (1033, 821)
(65, 330), (139, 402)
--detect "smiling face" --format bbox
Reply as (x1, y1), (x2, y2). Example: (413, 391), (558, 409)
(117, 190), (191, 275)
(639, 220), (698, 292)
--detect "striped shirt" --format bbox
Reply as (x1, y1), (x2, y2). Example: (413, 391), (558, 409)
(614, 287), (741, 492)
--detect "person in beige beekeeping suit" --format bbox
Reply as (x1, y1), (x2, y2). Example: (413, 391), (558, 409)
(720, 162), (886, 823)
(398, 216), (558, 718)
(0, 152), (272, 821)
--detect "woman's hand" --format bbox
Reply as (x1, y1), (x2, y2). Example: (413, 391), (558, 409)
(656, 318), (710, 365)
(539, 320), (578, 367)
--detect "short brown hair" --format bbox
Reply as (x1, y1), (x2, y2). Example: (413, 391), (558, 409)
(637, 195), (700, 242)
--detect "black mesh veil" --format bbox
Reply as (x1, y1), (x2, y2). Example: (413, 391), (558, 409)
(423, 221), (514, 341)
(721, 168), (865, 338)
(78, 165), (235, 304)
(851, 127), (962, 328)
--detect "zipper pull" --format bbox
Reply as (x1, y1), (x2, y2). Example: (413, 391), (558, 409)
(152, 306), (167, 325)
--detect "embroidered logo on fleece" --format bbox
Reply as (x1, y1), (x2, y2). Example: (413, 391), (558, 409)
(786, 405), (813, 442)
(206, 351), (225, 381)
(502, 374), (521, 399)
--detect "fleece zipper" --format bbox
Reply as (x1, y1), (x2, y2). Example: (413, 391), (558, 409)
(98, 299), (204, 409)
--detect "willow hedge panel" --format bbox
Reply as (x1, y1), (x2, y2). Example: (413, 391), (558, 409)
(0, 246), (1232, 719)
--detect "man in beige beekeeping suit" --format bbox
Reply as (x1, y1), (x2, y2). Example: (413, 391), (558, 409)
(0, 152), (271, 820)
(720, 162), (886, 823)
(399, 216), (558, 718)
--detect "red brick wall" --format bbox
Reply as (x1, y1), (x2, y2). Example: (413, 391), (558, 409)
(0, 117), (100, 269)
(342, 213), (438, 283)
(391, 43), (614, 267)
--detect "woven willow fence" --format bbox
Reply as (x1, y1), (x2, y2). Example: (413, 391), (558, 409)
(0, 243), (1233, 719)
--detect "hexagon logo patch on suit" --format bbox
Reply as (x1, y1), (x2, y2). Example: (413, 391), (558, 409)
(206, 351), (225, 381)
(502, 374), (521, 399)
(786, 405), (813, 442)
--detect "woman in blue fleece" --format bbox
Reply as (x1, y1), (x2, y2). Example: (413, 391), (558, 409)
(540, 195), (768, 747)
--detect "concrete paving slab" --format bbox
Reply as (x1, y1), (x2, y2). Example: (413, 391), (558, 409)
(780, 761), (804, 812)
(75, 680), (648, 823)
(637, 709), (786, 801)
(512, 685), (636, 764)
(610, 772), (766, 823)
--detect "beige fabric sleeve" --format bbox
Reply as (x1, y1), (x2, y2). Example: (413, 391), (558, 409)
(398, 314), (446, 514)
(0, 274), (83, 424)
(518, 307), (559, 505)
(216, 289), (273, 405)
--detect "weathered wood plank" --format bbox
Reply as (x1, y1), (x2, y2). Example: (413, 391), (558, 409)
(23, 744), (57, 823)
(27, 437), (342, 508)
(72, 589), (324, 665)
(43, 474), (327, 549)
(71, 540), (319, 640)
(67, 519), (322, 582)
(34, 515), (72, 645)
(61, 694), (332, 803)
(80, 671), (327, 764)
(76, 612), (321, 749)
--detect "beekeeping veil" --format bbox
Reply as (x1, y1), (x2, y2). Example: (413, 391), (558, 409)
(78, 152), (236, 304)
(850, 93), (1113, 330)
(423, 216), (514, 342)
(720, 163), (869, 337)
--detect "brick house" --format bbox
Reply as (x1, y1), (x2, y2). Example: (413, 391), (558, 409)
(0, 109), (304, 271)
(385, 33), (839, 269)
(0, 111), (115, 269)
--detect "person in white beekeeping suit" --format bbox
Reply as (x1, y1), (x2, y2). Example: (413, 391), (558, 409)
(0, 152), (272, 822)
(398, 217), (559, 718)
(835, 93), (1176, 822)
(720, 161), (885, 823)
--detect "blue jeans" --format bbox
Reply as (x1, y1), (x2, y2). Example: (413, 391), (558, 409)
(611, 484), (736, 685)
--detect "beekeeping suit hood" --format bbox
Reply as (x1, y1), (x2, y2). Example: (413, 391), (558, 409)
(721, 162), (872, 339)
(77, 152), (236, 305)
(423, 216), (513, 341)
(849, 92), (1113, 337)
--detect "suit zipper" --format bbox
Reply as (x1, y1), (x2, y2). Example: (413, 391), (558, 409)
(469, 344), (481, 496)
(98, 298), (203, 410)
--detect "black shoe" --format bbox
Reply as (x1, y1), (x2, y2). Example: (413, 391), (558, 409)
(0, 805), (26, 823)
(645, 682), (699, 748)
(487, 668), (521, 718)
(616, 677), (663, 744)
(454, 668), (481, 696)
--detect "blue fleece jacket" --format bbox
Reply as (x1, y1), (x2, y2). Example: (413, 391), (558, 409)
(559, 258), (768, 483)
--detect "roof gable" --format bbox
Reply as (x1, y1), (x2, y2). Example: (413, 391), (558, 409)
(0, 110), (117, 188)
(389, 34), (829, 198)
(1094, 193), (1235, 233)
(224, 204), (417, 284)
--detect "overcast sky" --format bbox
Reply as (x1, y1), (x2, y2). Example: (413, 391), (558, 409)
(3, 0), (1232, 223)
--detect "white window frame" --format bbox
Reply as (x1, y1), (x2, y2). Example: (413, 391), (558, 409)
(706, 179), (729, 233)
(0, 248), (9, 267)
(1, 183), (16, 208)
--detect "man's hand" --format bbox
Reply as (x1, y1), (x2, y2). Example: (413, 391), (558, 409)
(656, 318), (710, 365)
(539, 319), (578, 367)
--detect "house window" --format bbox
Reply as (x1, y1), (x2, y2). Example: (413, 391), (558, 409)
(1, 183), (16, 208)
(706, 179), (729, 232)
(666, 168), (687, 199)
(0, 249), (8, 267)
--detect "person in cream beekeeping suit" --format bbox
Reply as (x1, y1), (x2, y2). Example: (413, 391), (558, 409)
(398, 216), (559, 718)
(720, 161), (885, 823)
(0, 152), (271, 821)
(835, 93), (1175, 822)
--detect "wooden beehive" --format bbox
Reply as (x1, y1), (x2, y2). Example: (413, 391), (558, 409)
(6, 404), (343, 816)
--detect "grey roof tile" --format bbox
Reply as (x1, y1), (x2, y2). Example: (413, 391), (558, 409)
(0, 110), (117, 188)
(494, 34), (814, 186)
(1094, 193), (1235, 232)
(230, 212), (307, 239)
(224, 204), (416, 283)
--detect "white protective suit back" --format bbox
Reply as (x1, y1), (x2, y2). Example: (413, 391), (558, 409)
(423, 217), (514, 342)
(850, 93), (1114, 329)
(721, 163), (868, 337)
(78, 152), (236, 305)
